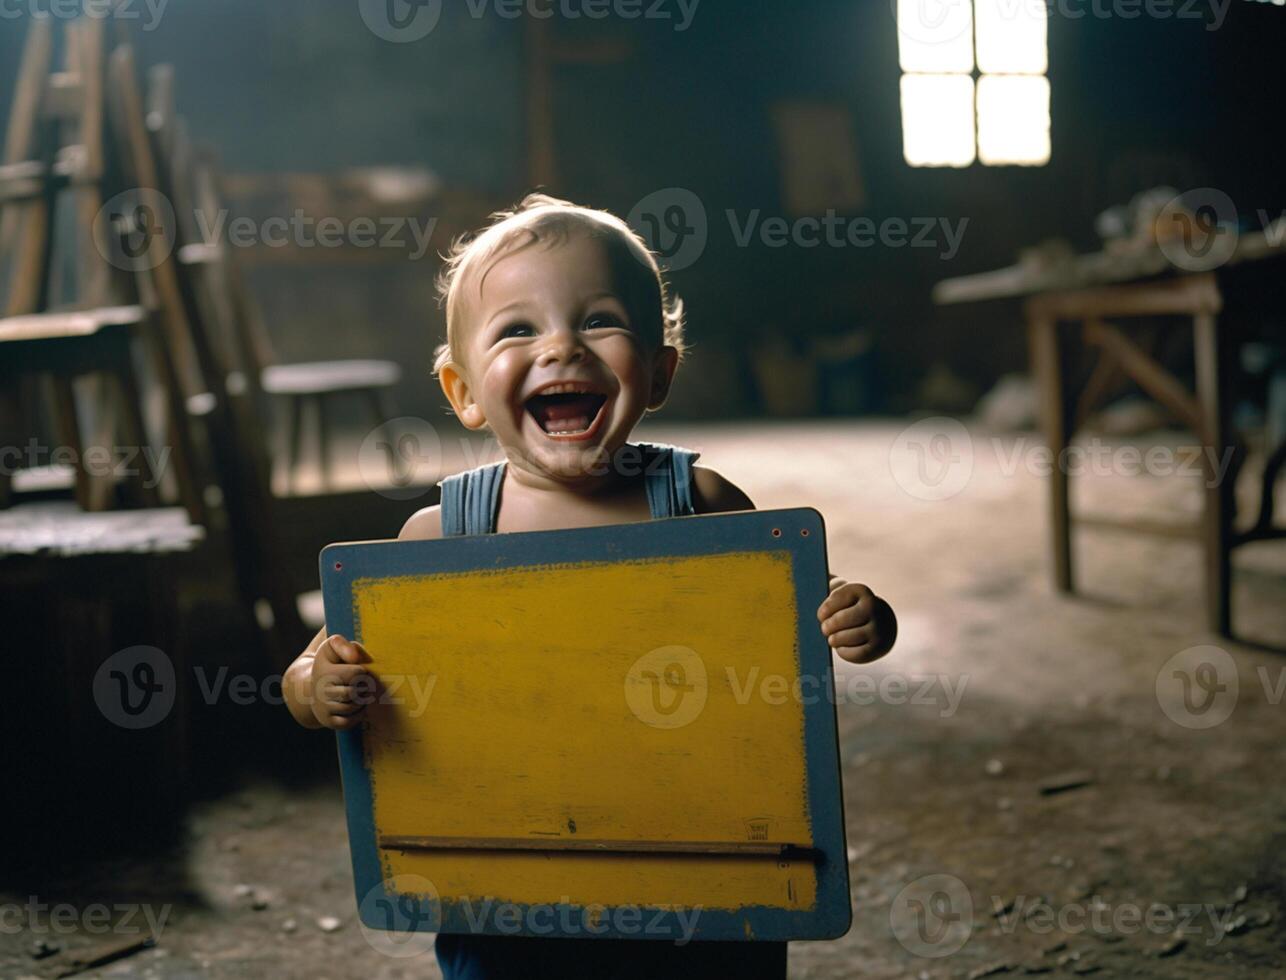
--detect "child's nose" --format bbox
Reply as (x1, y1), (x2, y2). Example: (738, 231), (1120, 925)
(536, 329), (587, 366)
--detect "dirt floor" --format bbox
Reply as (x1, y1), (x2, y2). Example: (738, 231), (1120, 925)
(5, 420), (1286, 979)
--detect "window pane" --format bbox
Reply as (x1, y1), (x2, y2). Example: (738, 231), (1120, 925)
(897, 0), (974, 73)
(977, 74), (1050, 166)
(975, 0), (1048, 74)
(901, 74), (976, 168)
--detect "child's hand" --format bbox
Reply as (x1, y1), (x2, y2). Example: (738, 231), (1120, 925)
(818, 580), (897, 664)
(310, 635), (375, 730)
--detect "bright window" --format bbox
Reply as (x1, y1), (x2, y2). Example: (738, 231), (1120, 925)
(897, 0), (1050, 167)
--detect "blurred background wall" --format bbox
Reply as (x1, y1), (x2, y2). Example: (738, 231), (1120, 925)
(1, 0), (1281, 423)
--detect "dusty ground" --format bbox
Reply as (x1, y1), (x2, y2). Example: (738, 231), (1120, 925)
(5, 420), (1286, 979)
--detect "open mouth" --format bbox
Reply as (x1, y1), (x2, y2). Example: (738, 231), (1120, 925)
(524, 383), (608, 439)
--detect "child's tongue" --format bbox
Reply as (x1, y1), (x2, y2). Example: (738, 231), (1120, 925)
(530, 393), (602, 434)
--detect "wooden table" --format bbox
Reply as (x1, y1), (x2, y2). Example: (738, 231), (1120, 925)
(934, 227), (1286, 637)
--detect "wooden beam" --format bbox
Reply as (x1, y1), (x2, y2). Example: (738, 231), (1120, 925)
(1027, 273), (1222, 320)
(1072, 331), (1126, 432)
(1077, 513), (1201, 540)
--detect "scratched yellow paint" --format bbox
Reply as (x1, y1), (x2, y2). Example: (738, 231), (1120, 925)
(353, 551), (816, 911)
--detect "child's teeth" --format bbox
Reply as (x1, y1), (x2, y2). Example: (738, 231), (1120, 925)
(546, 415), (590, 434)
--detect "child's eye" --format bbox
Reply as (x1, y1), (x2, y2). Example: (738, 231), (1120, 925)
(582, 313), (625, 332)
(499, 322), (535, 340)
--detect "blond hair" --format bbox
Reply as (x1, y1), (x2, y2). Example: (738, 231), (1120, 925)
(433, 193), (685, 373)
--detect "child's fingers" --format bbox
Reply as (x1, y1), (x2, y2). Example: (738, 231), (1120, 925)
(341, 640), (370, 665)
(821, 603), (871, 635)
(323, 674), (381, 707)
(817, 583), (873, 621)
(321, 635), (369, 665)
(833, 643), (878, 665)
(320, 663), (369, 686)
(323, 692), (366, 716)
(327, 711), (365, 731)
(826, 625), (872, 651)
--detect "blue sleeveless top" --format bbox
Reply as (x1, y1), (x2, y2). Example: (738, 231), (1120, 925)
(439, 442), (700, 533)
(432, 442), (788, 980)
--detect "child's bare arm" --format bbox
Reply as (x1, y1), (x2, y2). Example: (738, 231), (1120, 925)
(284, 628), (328, 728)
(692, 466), (756, 514)
(693, 465), (896, 665)
(283, 506), (444, 730)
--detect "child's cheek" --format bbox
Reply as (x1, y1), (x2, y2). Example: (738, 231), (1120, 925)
(480, 353), (528, 411)
(596, 338), (651, 398)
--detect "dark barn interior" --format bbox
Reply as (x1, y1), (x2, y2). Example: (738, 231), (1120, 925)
(1, 1), (1285, 977)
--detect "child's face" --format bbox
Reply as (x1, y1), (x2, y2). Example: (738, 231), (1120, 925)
(441, 232), (677, 484)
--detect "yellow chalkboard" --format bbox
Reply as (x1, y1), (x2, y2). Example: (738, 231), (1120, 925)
(322, 508), (850, 942)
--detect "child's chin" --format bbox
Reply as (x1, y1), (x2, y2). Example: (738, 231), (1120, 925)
(519, 439), (614, 481)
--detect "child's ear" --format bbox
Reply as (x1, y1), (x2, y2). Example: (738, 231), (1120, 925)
(647, 345), (680, 410)
(439, 362), (487, 429)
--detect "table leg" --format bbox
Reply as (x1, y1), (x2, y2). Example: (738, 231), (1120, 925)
(1194, 311), (1233, 637)
(1028, 312), (1073, 593)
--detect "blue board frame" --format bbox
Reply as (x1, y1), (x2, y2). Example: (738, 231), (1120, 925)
(320, 507), (851, 942)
